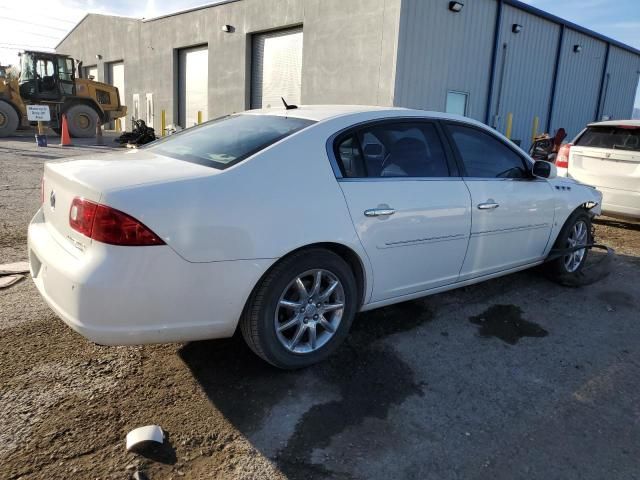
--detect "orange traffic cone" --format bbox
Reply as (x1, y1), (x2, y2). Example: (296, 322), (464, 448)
(60, 114), (72, 146)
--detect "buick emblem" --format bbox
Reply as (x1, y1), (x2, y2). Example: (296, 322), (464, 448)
(49, 190), (56, 210)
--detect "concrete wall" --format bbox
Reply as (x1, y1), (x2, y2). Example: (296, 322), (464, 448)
(58, 0), (401, 132)
(56, 14), (141, 127)
(394, 0), (498, 122)
(301, 0), (400, 106)
(550, 28), (607, 139)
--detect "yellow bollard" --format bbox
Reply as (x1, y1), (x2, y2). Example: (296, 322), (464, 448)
(115, 118), (121, 133)
(161, 110), (166, 137)
(197, 111), (203, 125)
(505, 112), (513, 140)
(531, 116), (539, 144)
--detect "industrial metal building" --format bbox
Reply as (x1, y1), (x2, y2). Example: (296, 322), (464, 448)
(57, 0), (640, 143)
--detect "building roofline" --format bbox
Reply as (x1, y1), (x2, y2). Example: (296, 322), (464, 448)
(141, 0), (242, 22)
(505, 0), (640, 56)
(55, 13), (139, 49)
(57, 0), (640, 57)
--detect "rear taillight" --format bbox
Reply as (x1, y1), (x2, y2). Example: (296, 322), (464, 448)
(556, 143), (572, 168)
(70, 197), (98, 237)
(69, 197), (165, 246)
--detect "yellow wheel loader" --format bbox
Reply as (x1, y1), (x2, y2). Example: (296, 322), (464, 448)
(0, 51), (126, 138)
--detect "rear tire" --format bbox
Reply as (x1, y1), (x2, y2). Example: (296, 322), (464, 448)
(546, 209), (592, 285)
(65, 104), (98, 138)
(0, 101), (19, 138)
(240, 249), (358, 369)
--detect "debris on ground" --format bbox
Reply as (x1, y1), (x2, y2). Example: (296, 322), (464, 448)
(115, 119), (157, 147)
(0, 274), (24, 289)
(126, 425), (165, 451)
(0, 261), (30, 275)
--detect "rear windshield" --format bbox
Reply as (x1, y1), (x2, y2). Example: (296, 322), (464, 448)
(575, 126), (640, 152)
(147, 114), (315, 169)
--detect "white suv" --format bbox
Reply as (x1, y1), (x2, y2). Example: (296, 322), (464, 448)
(557, 120), (640, 219)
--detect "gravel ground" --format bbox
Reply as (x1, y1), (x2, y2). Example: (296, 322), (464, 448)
(1, 135), (639, 480)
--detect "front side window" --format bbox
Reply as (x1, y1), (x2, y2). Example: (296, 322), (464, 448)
(575, 126), (640, 151)
(447, 124), (528, 178)
(147, 114), (314, 169)
(335, 122), (450, 178)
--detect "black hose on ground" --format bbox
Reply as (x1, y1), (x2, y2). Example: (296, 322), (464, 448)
(545, 243), (615, 287)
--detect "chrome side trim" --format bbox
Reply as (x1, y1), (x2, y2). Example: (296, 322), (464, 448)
(471, 223), (549, 236)
(381, 233), (467, 249)
(338, 176), (462, 183)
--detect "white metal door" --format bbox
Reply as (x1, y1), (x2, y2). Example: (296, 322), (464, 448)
(341, 180), (472, 302)
(460, 179), (556, 279)
(178, 46), (208, 128)
(444, 122), (556, 279)
(107, 61), (125, 129)
(251, 27), (303, 109)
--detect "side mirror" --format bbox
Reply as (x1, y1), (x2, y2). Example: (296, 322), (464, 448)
(532, 160), (557, 179)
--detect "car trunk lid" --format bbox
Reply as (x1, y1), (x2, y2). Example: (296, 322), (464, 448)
(41, 149), (217, 251)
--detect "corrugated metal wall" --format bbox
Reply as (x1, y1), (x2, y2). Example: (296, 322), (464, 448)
(550, 29), (607, 138)
(489, 4), (560, 145)
(600, 46), (640, 121)
(394, 0), (498, 122)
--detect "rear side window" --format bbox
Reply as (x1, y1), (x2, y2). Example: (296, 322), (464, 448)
(447, 124), (528, 178)
(335, 122), (450, 178)
(148, 114), (315, 169)
(575, 126), (640, 151)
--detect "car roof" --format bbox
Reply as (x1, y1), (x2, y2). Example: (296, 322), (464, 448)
(244, 105), (406, 121)
(243, 104), (489, 127)
(587, 119), (640, 128)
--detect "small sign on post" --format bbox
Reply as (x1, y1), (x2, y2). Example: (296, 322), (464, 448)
(27, 105), (51, 147)
(27, 105), (51, 122)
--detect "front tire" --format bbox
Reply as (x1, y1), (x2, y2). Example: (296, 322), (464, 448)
(241, 249), (358, 369)
(546, 209), (592, 285)
(65, 104), (99, 138)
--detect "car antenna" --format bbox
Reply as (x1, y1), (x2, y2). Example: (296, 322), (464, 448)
(281, 97), (298, 110)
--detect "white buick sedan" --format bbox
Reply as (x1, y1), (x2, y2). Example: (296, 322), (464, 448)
(29, 106), (602, 368)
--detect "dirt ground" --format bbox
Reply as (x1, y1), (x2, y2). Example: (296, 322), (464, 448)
(1, 134), (639, 480)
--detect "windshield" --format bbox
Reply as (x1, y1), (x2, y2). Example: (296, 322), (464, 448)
(20, 53), (35, 81)
(576, 126), (640, 152)
(148, 114), (315, 169)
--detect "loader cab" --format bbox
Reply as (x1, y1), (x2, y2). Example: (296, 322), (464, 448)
(18, 51), (76, 101)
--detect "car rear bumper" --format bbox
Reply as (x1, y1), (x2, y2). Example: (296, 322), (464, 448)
(598, 186), (640, 219)
(28, 208), (273, 345)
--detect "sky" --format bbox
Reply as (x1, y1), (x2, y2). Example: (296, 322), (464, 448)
(1, 0), (639, 106)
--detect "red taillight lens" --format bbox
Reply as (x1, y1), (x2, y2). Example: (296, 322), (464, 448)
(556, 143), (572, 168)
(69, 197), (165, 246)
(69, 197), (98, 237)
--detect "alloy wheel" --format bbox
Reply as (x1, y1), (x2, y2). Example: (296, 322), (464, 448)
(274, 269), (345, 354)
(564, 220), (588, 273)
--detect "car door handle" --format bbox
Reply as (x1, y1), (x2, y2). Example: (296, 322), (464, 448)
(364, 208), (396, 217)
(477, 202), (500, 210)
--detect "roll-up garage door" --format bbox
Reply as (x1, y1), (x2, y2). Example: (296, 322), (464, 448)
(107, 61), (125, 129)
(178, 46), (208, 128)
(251, 27), (303, 109)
